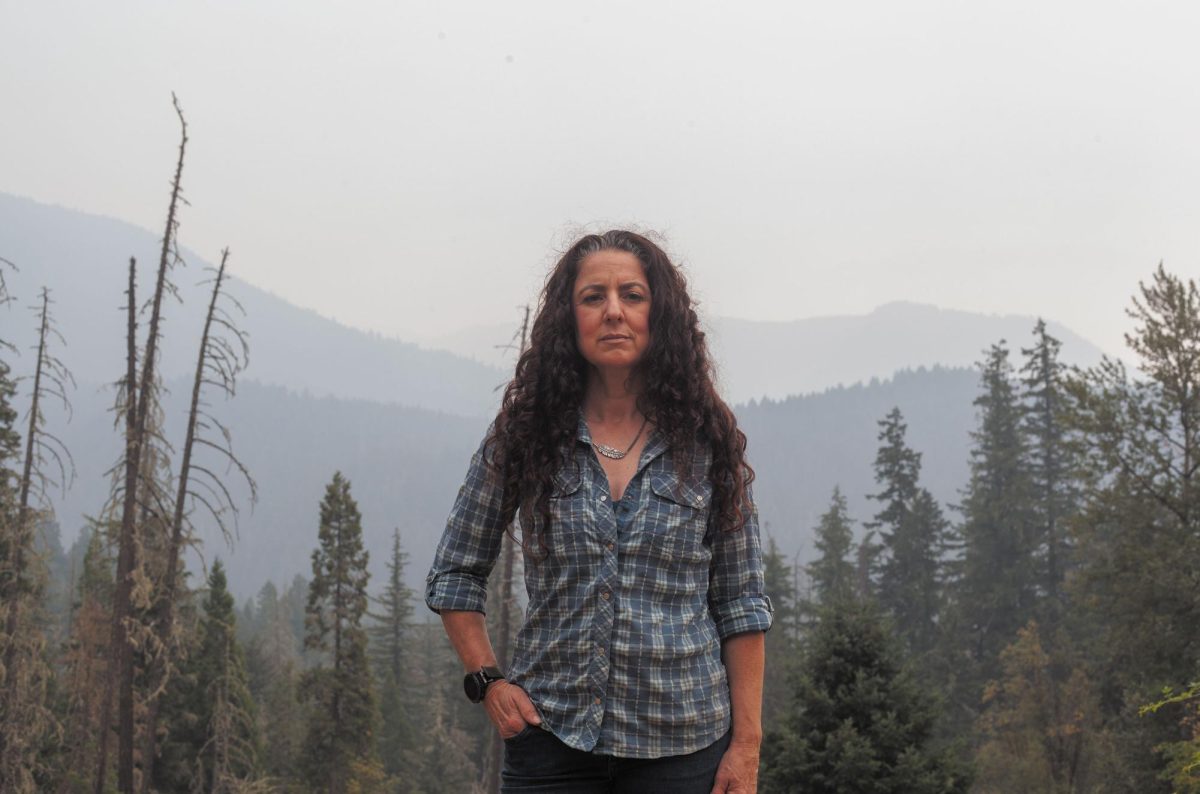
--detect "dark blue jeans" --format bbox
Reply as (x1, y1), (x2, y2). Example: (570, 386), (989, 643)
(501, 726), (731, 793)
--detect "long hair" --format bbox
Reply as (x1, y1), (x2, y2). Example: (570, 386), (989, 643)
(486, 230), (754, 544)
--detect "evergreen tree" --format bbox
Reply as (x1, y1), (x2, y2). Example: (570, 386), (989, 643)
(244, 580), (303, 784)
(955, 343), (1037, 680)
(284, 574), (311, 665)
(1064, 265), (1200, 788)
(762, 532), (799, 730)
(399, 621), (481, 794)
(368, 528), (413, 684)
(1019, 319), (1079, 613)
(854, 532), (881, 603)
(368, 528), (416, 779)
(301, 472), (380, 792)
(154, 560), (259, 793)
(806, 488), (856, 607)
(866, 410), (947, 654)
(761, 599), (969, 793)
(195, 561), (259, 792)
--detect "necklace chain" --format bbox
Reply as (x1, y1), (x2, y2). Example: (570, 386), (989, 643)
(589, 417), (649, 460)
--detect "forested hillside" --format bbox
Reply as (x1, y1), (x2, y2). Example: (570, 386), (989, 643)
(30, 364), (981, 598)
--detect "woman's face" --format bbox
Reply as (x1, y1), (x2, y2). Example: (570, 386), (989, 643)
(572, 249), (653, 374)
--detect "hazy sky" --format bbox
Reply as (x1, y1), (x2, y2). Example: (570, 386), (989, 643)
(4, 0), (1199, 358)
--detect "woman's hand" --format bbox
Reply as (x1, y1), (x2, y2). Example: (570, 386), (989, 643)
(484, 680), (542, 739)
(710, 738), (759, 793)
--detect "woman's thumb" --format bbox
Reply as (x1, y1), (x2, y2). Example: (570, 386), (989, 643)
(518, 695), (542, 725)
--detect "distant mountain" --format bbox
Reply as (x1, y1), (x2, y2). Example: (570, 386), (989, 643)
(0, 192), (505, 417)
(422, 307), (1106, 406)
(3, 192), (1109, 412)
(707, 305), (1106, 404)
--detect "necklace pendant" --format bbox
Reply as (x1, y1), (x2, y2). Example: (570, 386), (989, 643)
(586, 416), (648, 462)
(593, 442), (627, 460)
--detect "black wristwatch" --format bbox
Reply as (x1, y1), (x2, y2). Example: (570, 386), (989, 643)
(464, 666), (506, 703)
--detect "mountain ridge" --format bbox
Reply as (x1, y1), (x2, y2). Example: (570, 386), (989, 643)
(3, 192), (1108, 410)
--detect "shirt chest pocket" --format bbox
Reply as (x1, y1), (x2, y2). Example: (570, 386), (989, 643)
(645, 472), (712, 563)
(543, 465), (592, 547)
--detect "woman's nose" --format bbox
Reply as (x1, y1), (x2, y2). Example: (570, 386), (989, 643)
(603, 294), (623, 321)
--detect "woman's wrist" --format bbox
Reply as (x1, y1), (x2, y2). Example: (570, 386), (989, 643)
(730, 728), (763, 747)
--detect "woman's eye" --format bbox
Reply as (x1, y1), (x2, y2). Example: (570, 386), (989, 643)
(582, 294), (603, 304)
(624, 292), (645, 302)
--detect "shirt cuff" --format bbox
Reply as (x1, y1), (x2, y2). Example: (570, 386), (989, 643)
(712, 594), (773, 640)
(425, 572), (488, 615)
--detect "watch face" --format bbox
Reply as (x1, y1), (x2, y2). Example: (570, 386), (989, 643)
(464, 668), (502, 703)
(464, 673), (483, 702)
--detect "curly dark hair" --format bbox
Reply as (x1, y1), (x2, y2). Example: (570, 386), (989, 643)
(486, 230), (754, 545)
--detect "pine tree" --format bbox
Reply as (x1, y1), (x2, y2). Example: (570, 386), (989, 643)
(762, 533), (798, 730)
(283, 574), (311, 667)
(301, 472), (380, 793)
(761, 599), (969, 793)
(153, 561), (259, 793)
(866, 410), (947, 654)
(244, 581), (303, 784)
(806, 488), (856, 607)
(368, 529), (413, 685)
(368, 528), (416, 779)
(1019, 319), (1079, 613)
(194, 561), (259, 793)
(399, 621), (481, 794)
(955, 343), (1037, 680)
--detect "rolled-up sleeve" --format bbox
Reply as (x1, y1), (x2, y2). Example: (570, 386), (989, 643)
(707, 488), (774, 640)
(425, 439), (507, 615)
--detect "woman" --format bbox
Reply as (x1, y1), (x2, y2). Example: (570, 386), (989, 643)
(425, 230), (772, 793)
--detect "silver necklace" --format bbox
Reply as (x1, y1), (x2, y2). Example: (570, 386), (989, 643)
(589, 417), (649, 460)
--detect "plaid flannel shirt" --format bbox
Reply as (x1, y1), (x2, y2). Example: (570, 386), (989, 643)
(425, 417), (773, 759)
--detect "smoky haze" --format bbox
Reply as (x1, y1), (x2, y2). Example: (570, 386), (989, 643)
(3, 1), (1199, 361)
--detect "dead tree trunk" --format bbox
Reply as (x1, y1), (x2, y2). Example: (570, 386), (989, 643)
(2, 290), (48, 685)
(96, 91), (189, 794)
(94, 258), (140, 794)
(141, 249), (253, 791)
(0, 286), (73, 790)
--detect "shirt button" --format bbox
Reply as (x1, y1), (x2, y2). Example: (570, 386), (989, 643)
(600, 590), (610, 600)
(599, 495), (607, 503)
(597, 645), (606, 655)
(594, 696), (602, 705)
(606, 541), (615, 551)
